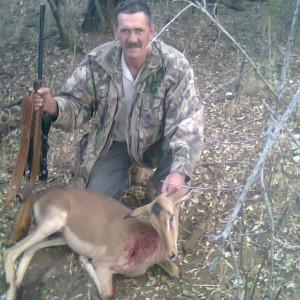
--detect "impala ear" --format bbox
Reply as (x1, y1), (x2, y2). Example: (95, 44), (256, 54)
(169, 188), (191, 206)
(124, 205), (150, 220)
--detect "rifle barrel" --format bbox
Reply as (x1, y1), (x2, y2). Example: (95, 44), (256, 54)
(38, 4), (46, 81)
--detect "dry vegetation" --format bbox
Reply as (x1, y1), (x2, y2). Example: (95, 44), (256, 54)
(0, 0), (299, 299)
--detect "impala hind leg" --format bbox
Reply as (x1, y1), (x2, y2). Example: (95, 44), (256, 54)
(4, 219), (66, 300)
(15, 236), (66, 287)
(79, 256), (114, 300)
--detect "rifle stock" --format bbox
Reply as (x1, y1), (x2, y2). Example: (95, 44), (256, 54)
(8, 184), (33, 243)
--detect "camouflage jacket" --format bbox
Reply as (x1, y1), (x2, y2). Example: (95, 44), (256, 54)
(54, 40), (204, 188)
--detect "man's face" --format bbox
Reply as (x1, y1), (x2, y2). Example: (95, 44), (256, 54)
(114, 12), (155, 62)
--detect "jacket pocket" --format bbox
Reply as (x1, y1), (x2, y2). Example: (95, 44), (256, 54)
(140, 93), (164, 129)
(138, 93), (164, 152)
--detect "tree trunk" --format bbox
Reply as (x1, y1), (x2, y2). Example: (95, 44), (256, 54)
(47, 0), (71, 49)
(82, 0), (119, 33)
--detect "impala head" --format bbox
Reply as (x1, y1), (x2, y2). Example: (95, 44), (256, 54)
(125, 188), (190, 260)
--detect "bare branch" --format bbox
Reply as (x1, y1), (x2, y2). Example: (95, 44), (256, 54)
(262, 100), (300, 148)
(213, 86), (300, 242)
(148, 3), (194, 47)
(189, 0), (278, 100)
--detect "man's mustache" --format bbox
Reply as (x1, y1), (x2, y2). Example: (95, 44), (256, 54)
(126, 43), (142, 49)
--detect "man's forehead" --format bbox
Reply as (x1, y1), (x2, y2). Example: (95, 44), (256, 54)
(117, 12), (150, 27)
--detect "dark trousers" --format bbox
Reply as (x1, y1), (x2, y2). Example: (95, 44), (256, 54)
(86, 142), (172, 199)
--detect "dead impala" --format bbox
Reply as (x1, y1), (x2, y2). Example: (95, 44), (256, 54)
(4, 187), (190, 300)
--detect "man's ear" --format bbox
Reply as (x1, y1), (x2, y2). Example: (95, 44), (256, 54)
(150, 24), (156, 39)
(113, 24), (118, 39)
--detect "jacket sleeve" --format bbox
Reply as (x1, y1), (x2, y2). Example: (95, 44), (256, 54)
(53, 58), (96, 131)
(163, 58), (204, 179)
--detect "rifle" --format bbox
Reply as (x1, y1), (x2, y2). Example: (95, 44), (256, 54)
(4, 3), (51, 243)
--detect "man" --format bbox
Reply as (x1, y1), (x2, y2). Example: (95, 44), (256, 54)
(33, 0), (203, 199)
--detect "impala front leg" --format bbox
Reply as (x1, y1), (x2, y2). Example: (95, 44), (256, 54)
(80, 256), (114, 299)
(157, 260), (180, 278)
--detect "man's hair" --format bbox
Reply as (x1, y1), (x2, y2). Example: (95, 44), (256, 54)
(114, 1), (152, 27)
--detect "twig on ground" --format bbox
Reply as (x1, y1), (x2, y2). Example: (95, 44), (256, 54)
(160, 180), (243, 191)
(202, 134), (265, 146)
(198, 160), (242, 166)
(273, 238), (300, 250)
(221, 116), (269, 136)
(229, 235), (242, 299)
(0, 99), (22, 110)
(202, 64), (249, 101)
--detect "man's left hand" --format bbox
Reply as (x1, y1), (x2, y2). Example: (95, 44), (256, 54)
(161, 172), (186, 196)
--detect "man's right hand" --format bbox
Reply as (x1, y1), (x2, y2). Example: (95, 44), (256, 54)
(32, 87), (58, 117)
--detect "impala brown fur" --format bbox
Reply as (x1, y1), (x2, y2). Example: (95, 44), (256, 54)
(3, 188), (190, 300)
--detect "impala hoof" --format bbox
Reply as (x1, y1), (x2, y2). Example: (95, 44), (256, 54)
(168, 252), (176, 261)
(0, 293), (7, 300)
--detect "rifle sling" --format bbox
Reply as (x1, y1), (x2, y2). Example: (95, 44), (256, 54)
(4, 90), (42, 207)
(4, 93), (33, 208)
(28, 104), (42, 187)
